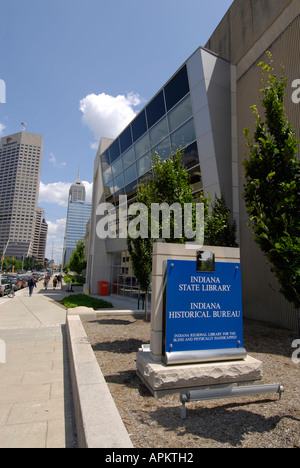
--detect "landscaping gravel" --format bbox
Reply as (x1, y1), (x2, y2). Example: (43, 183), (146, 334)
(83, 315), (300, 448)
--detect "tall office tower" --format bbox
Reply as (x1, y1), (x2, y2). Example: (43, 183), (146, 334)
(62, 175), (91, 266)
(69, 174), (86, 202)
(0, 132), (43, 259)
(32, 207), (48, 264)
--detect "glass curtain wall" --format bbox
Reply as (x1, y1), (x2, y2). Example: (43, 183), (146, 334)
(111, 251), (141, 299)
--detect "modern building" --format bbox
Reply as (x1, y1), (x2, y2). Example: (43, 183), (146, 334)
(32, 207), (48, 264)
(86, 0), (300, 330)
(63, 176), (91, 266)
(0, 131), (44, 260)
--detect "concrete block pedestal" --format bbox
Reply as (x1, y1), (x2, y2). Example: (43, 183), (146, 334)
(137, 351), (263, 398)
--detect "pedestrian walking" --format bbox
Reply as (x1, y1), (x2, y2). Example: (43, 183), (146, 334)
(28, 276), (37, 297)
(44, 273), (50, 290)
(53, 276), (58, 289)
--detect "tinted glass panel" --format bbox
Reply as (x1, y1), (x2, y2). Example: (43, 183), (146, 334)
(103, 166), (112, 184)
(109, 139), (121, 163)
(111, 157), (123, 177)
(170, 118), (196, 151)
(146, 91), (166, 128)
(188, 164), (203, 198)
(132, 110), (147, 141)
(164, 65), (190, 111)
(135, 133), (150, 159)
(113, 172), (124, 192)
(149, 116), (168, 147)
(181, 141), (199, 170)
(168, 95), (193, 132)
(153, 137), (171, 160)
(104, 180), (114, 198)
(119, 126), (132, 153)
(137, 153), (152, 177)
(124, 164), (137, 185)
(101, 150), (111, 170)
(122, 147), (135, 168)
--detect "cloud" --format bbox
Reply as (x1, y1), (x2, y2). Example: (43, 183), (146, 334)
(49, 152), (67, 168)
(39, 181), (70, 207)
(39, 180), (93, 207)
(45, 218), (66, 262)
(0, 123), (6, 136)
(79, 91), (142, 147)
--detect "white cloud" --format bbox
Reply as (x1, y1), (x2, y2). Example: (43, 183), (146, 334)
(39, 181), (70, 207)
(39, 180), (93, 207)
(47, 218), (66, 235)
(49, 152), (67, 168)
(79, 91), (142, 147)
(0, 123), (6, 136)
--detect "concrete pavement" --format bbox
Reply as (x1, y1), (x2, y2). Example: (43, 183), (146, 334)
(0, 281), (77, 448)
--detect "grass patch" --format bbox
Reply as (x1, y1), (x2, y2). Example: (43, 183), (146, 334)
(61, 294), (113, 310)
(63, 274), (85, 285)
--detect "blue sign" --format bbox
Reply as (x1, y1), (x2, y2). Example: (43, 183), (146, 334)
(163, 259), (245, 364)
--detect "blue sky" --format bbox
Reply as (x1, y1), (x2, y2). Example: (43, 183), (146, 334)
(0, 0), (233, 262)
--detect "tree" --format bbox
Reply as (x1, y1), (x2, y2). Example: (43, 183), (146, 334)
(127, 236), (153, 321)
(136, 150), (208, 243)
(127, 149), (201, 321)
(68, 239), (87, 275)
(243, 52), (300, 330)
(205, 193), (238, 247)
(127, 149), (237, 320)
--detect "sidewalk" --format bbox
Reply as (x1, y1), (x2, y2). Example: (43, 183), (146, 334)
(0, 281), (77, 448)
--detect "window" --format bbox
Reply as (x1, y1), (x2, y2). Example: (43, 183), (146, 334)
(103, 167), (112, 184)
(119, 126), (132, 153)
(104, 180), (114, 198)
(111, 157), (123, 177)
(113, 172), (124, 193)
(164, 65), (190, 111)
(135, 133), (150, 159)
(170, 118), (196, 151)
(146, 91), (166, 128)
(149, 116), (168, 148)
(132, 110), (147, 142)
(124, 164), (137, 186)
(109, 139), (121, 163)
(122, 147), (135, 168)
(101, 151), (111, 170)
(137, 153), (152, 177)
(181, 141), (199, 170)
(153, 137), (171, 160)
(168, 95), (193, 132)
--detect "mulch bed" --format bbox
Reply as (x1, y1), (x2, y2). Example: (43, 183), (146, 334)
(83, 316), (300, 448)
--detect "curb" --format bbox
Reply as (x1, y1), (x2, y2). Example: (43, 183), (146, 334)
(66, 313), (133, 448)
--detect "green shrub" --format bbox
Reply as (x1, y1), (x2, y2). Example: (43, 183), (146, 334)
(61, 294), (113, 310)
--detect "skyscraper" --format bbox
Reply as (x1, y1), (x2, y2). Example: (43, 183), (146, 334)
(69, 175), (86, 202)
(63, 175), (91, 266)
(32, 207), (48, 264)
(0, 132), (45, 259)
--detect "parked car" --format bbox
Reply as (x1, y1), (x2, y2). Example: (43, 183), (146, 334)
(19, 274), (30, 288)
(1, 274), (22, 291)
(0, 278), (10, 297)
(31, 273), (42, 281)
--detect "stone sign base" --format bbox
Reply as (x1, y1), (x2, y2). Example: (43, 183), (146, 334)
(136, 350), (263, 398)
